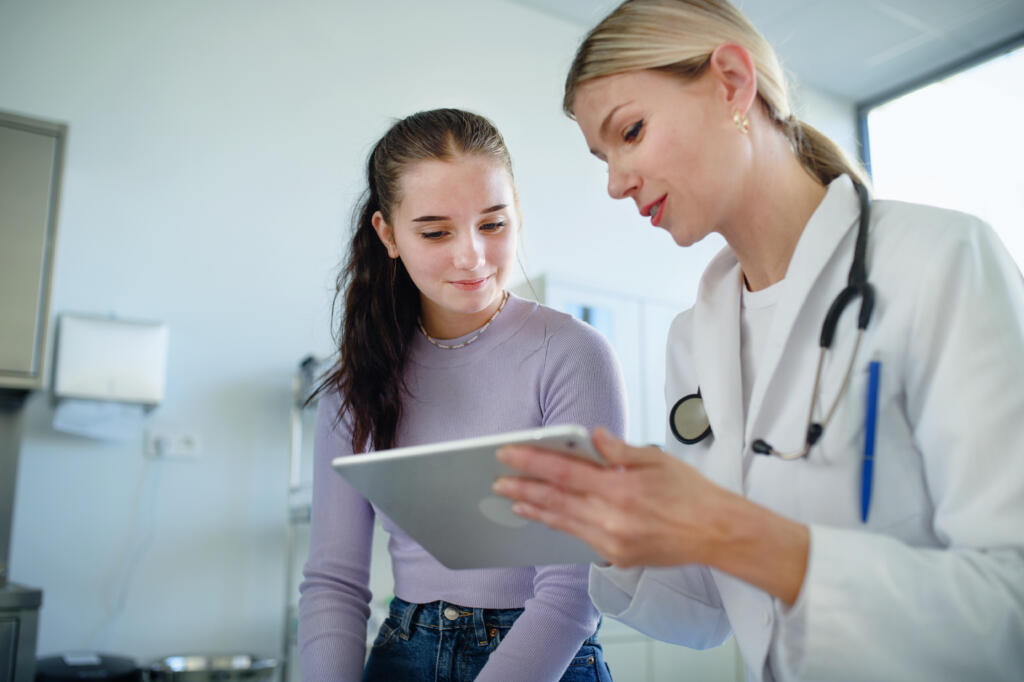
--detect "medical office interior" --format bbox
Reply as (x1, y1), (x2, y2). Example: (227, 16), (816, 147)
(2, 0), (1022, 680)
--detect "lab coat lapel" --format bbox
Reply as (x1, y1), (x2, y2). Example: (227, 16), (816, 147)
(744, 176), (862, 449)
(692, 247), (745, 492)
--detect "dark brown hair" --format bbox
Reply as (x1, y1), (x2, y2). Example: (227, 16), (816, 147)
(312, 108), (514, 452)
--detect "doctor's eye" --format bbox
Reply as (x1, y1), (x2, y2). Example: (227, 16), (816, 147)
(421, 230), (447, 240)
(624, 120), (644, 143)
(480, 221), (505, 232)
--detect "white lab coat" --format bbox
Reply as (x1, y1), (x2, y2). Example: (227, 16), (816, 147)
(589, 176), (1024, 681)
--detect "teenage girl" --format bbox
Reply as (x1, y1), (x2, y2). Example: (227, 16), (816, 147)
(298, 108), (626, 682)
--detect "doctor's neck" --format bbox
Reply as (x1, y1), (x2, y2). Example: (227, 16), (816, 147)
(726, 129), (828, 293)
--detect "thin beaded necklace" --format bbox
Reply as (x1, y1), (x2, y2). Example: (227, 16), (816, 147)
(418, 291), (510, 350)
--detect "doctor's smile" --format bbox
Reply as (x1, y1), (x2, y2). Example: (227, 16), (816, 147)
(640, 194), (667, 227)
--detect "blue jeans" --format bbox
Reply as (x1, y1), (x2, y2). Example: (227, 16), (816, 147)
(363, 597), (613, 682)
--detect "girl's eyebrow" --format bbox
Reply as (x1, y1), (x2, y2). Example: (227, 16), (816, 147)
(412, 204), (507, 222)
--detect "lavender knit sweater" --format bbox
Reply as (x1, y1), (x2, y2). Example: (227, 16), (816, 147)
(298, 294), (628, 681)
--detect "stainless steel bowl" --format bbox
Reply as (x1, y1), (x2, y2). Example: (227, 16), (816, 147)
(146, 654), (277, 681)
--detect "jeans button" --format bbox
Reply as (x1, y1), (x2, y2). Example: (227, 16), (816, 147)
(443, 606), (460, 621)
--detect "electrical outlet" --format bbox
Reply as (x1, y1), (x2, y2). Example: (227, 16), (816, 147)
(145, 428), (200, 458)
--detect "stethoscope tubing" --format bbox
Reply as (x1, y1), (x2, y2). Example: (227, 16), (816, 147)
(671, 182), (875, 452)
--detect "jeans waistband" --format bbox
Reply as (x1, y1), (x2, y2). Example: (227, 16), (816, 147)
(388, 597), (601, 647)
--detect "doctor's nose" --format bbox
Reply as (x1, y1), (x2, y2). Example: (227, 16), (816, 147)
(452, 232), (486, 270)
(607, 163), (640, 200)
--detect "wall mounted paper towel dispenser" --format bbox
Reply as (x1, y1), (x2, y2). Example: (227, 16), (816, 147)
(53, 315), (169, 405)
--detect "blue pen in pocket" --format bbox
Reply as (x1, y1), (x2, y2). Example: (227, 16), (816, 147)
(861, 360), (881, 523)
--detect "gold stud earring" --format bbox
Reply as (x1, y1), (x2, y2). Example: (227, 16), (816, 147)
(732, 110), (750, 134)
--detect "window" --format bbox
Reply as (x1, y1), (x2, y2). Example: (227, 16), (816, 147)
(862, 43), (1024, 269)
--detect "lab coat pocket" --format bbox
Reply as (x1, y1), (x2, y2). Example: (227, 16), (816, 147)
(812, 364), (880, 462)
(807, 364), (926, 531)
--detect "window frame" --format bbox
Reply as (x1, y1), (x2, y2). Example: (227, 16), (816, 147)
(855, 32), (1024, 178)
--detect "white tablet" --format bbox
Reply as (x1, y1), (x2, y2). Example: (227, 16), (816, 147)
(331, 424), (605, 570)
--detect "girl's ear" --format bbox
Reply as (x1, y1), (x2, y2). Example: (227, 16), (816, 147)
(371, 211), (400, 259)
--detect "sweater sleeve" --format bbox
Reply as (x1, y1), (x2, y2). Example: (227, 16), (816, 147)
(477, 316), (629, 681)
(297, 392), (376, 682)
(771, 218), (1024, 680)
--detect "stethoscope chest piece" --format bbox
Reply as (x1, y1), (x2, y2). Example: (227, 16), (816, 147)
(670, 388), (712, 444)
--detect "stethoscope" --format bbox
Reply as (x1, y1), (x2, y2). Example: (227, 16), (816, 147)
(670, 183), (875, 459)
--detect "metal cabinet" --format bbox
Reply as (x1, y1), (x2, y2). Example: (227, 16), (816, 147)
(0, 110), (64, 682)
(0, 619), (15, 682)
(0, 586), (41, 682)
(0, 111), (64, 391)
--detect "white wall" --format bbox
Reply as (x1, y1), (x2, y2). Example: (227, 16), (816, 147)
(792, 84), (862, 169)
(0, 0), (858, 665)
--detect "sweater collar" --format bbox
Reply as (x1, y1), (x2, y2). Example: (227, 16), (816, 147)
(408, 293), (536, 368)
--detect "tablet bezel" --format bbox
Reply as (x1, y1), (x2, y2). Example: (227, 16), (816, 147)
(330, 424), (605, 569)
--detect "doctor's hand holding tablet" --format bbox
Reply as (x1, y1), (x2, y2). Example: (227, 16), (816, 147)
(495, 1), (1024, 680)
(495, 427), (810, 602)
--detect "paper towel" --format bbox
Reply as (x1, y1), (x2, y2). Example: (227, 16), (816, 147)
(52, 399), (145, 441)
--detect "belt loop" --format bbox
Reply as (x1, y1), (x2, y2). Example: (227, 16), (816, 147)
(472, 607), (488, 646)
(399, 601), (420, 640)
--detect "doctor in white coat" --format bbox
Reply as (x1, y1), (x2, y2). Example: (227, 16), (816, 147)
(492, 1), (1024, 680)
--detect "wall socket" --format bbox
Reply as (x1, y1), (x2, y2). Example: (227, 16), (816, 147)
(145, 428), (200, 458)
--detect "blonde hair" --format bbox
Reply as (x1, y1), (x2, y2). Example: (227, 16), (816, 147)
(564, 0), (869, 188)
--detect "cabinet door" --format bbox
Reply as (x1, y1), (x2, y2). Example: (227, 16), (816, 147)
(0, 618), (15, 682)
(0, 114), (64, 389)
